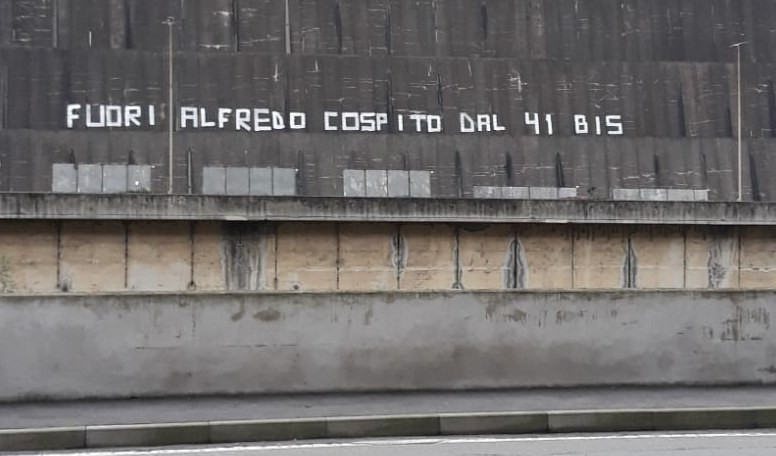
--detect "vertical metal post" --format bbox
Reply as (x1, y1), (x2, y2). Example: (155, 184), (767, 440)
(731, 41), (747, 202)
(284, 0), (291, 54)
(164, 18), (175, 194)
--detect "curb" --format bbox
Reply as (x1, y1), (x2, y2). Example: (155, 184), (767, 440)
(2, 407), (776, 452)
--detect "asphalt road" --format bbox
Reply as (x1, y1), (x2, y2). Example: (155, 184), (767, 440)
(14, 431), (776, 456)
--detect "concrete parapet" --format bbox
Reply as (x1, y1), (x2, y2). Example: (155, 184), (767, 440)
(1, 290), (775, 401)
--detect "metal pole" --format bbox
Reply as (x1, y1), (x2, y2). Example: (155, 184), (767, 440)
(164, 18), (175, 194)
(737, 44), (742, 202)
(730, 41), (747, 202)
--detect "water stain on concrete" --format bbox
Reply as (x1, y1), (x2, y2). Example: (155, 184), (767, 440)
(253, 308), (281, 322)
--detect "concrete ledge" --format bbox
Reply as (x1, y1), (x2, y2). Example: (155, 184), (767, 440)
(1, 193), (776, 225)
(2, 408), (776, 451)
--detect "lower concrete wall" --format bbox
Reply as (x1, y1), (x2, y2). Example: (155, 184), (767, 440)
(1, 291), (774, 401)
(0, 221), (775, 293)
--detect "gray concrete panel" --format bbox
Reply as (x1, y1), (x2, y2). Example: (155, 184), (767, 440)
(102, 165), (127, 194)
(667, 189), (696, 202)
(640, 189), (669, 201)
(225, 167), (250, 196)
(612, 189), (641, 201)
(249, 168), (272, 196)
(529, 187), (559, 200)
(387, 170), (410, 197)
(76, 165), (103, 194)
(472, 186), (502, 199)
(202, 167), (226, 195)
(127, 165), (151, 193)
(343, 170), (366, 197)
(365, 170), (388, 198)
(501, 187), (530, 199)
(272, 168), (296, 196)
(558, 188), (579, 199)
(51, 164), (77, 193)
(409, 171), (431, 198)
(1, 290), (776, 400)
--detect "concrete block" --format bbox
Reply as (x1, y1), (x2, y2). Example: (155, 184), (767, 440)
(459, 225), (514, 289)
(409, 170), (431, 198)
(573, 226), (627, 289)
(326, 416), (440, 439)
(472, 186), (502, 199)
(343, 169), (366, 197)
(629, 226), (685, 289)
(85, 423), (209, 448)
(365, 170), (388, 197)
(440, 412), (548, 435)
(127, 222), (192, 291)
(558, 187), (578, 199)
(0, 427), (85, 451)
(0, 222), (58, 292)
(52, 163), (77, 193)
(59, 222), (126, 292)
(209, 419), (328, 443)
(276, 223), (337, 291)
(101, 165), (127, 193)
(127, 165), (151, 193)
(640, 188), (668, 201)
(226, 167), (250, 196)
(501, 187), (530, 199)
(652, 409), (758, 431)
(202, 167), (226, 195)
(519, 225), (573, 289)
(529, 187), (559, 199)
(740, 227), (776, 288)
(272, 168), (296, 196)
(399, 224), (456, 290)
(694, 189), (710, 201)
(338, 223), (398, 291)
(685, 227), (739, 289)
(387, 170), (410, 197)
(667, 189), (695, 201)
(77, 164), (103, 193)
(612, 188), (640, 201)
(191, 222), (225, 291)
(249, 167), (272, 196)
(549, 411), (655, 433)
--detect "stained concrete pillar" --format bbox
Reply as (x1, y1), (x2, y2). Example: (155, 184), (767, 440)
(573, 226), (628, 289)
(519, 225), (574, 289)
(399, 224), (457, 290)
(740, 227), (776, 288)
(192, 222), (225, 291)
(338, 223), (398, 291)
(59, 221), (126, 292)
(0, 222), (58, 293)
(685, 226), (739, 289)
(127, 222), (192, 291)
(276, 223), (337, 291)
(458, 225), (514, 290)
(629, 226), (685, 289)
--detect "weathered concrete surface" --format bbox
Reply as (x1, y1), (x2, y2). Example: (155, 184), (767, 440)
(1, 221), (776, 293)
(59, 222), (125, 292)
(6, 194), (776, 226)
(1, 290), (775, 401)
(0, 221), (57, 292)
(275, 223), (337, 291)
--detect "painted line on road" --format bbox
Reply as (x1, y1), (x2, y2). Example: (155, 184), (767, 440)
(34, 431), (776, 456)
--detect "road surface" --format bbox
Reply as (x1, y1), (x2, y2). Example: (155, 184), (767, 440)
(13, 431), (776, 456)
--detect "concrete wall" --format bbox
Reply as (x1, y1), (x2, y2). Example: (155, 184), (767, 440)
(1, 290), (774, 401)
(2, 220), (776, 293)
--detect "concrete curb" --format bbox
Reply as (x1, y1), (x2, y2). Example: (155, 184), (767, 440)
(2, 407), (776, 451)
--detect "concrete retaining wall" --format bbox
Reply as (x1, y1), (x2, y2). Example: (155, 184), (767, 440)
(1, 291), (775, 401)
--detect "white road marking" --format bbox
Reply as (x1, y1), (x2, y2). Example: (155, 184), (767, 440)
(40, 431), (776, 456)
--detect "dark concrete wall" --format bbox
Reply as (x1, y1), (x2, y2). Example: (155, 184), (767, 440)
(1, 0), (775, 199)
